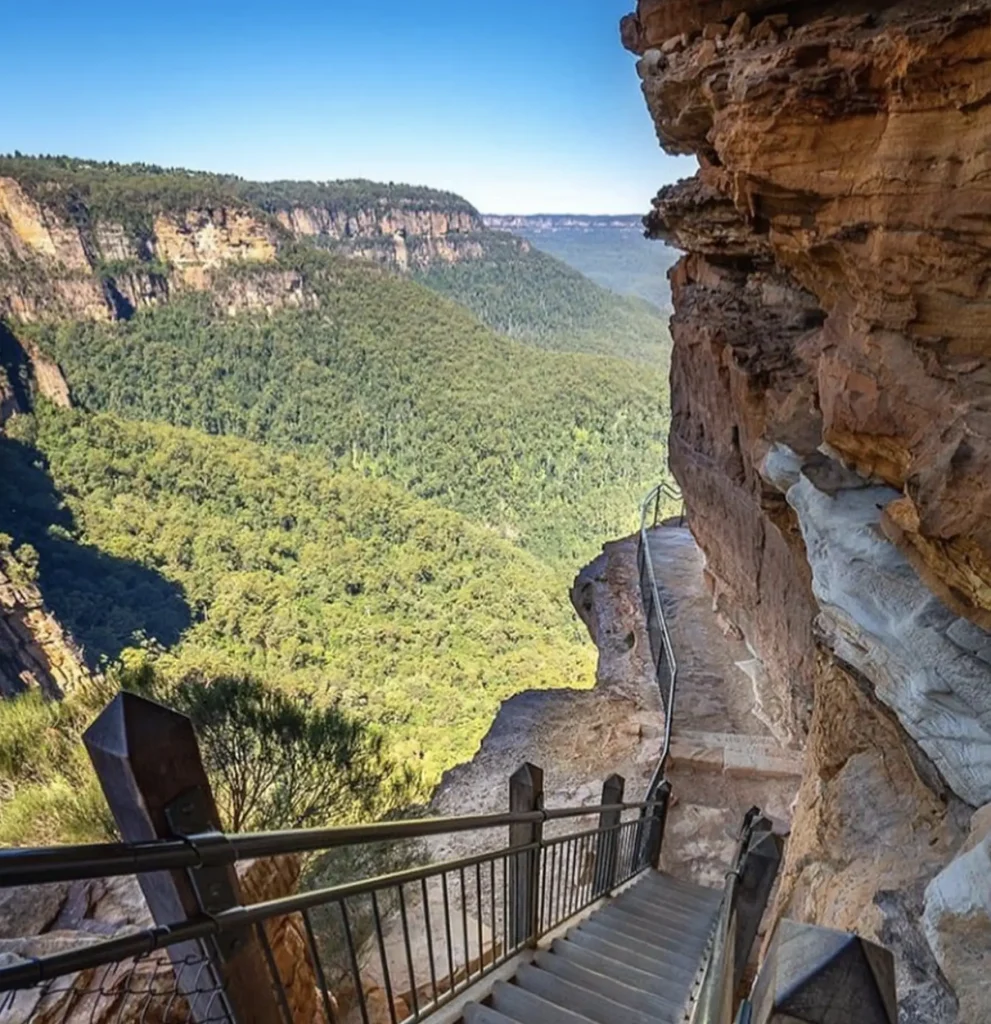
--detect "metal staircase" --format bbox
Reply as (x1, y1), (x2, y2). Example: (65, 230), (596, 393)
(463, 871), (722, 1024)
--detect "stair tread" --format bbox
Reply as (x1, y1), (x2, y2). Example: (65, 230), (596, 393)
(593, 898), (716, 932)
(533, 950), (683, 1019)
(515, 963), (668, 1024)
(609, 893), (720, 923)
(577, 919), (711, 960)
(492, 980), (599, 1024)
(551, 937), (695, 996)
(463, 1003), (524, 1024)
(565, 930), (699, 980)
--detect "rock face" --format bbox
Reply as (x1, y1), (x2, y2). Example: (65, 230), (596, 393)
(0, 174), (486, 328)
(0, 557), (89, 699)
(621, 1), (991, 1018)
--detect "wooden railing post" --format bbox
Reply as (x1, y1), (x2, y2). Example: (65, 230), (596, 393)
(83, 691), (284, 1024)
(750, 919), (897, 1024)
(594, 774), (624, 895)
(508, 762), (543, 948)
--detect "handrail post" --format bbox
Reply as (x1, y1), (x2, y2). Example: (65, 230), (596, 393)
(508, 763), (543, 948)
(750, 919), (897, 1024)
(83, 692), (285, 1024)
(648, 779), (671, 870)
(733, 818), (783, 988)
(594, 774), (625, 896)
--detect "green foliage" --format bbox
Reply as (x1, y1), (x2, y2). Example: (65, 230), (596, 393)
(29, 254), (670, 566)
(416, 231), (672, 365)
(0, 679), (119, 845)
(3, 407), (595, 788)
(0, 154), (476, 227)
(158, 672), (418, 831)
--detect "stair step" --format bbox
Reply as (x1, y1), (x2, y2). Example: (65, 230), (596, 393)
(637, 876), (722, 906)
(615, 888), (716, 918)
(577, 919), (709, 964)
(627, 878), (721, 904)
(515, 963), (663, 1024)
(610, 892), (719, 923)
(593, 898), (715, 935)
(491, 980), (598, 1024)
(551, 938), (692, 999)
(592, 907), (715, 953)
(462, 1003), (523, 1024)
(564, 930), (698, 981)
(533, 950), (682, 1020)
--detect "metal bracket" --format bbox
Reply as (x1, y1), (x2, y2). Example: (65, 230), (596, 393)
(165, 787), (244, 961)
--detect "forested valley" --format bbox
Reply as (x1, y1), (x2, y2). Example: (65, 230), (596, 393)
(0, 157), (671, 845)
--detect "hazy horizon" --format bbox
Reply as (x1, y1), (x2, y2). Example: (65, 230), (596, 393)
(3, 0), (692, 215)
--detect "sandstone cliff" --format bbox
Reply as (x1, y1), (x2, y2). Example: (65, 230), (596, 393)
(621, 1), (991, 1020)
(0, 169), (486, 327)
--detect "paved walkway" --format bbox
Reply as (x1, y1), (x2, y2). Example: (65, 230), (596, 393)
(644, 525), (803, 888)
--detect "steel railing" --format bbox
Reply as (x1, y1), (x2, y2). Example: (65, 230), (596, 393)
(638, 480), (684, 799)
(0, 794), (665, 1024)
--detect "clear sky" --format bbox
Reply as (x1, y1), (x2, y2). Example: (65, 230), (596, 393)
(2, 1), (693, 214)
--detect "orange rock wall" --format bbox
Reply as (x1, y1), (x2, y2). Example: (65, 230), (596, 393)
(622, 2), (991, 1019)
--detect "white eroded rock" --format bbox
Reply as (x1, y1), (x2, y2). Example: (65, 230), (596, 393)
(787, 470), (991, 806)
(923, 835), (991, 1024)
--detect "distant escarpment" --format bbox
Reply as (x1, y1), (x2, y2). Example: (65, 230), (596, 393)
(0, 157), (487, 329)
(622, 2), (991, 1020)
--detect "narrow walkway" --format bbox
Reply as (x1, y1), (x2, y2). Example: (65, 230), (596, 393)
(644, 525), (802, 887)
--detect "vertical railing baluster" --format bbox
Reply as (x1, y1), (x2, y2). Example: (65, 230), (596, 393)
(475, 862), (484, 976)
(301, 908), (338, 1024)
(502, 854), (509, 957)
(489, 858), (497, 967)
(459, 867), (470, 985)
(420, 877), (438, 1005)
(370, 892), (398, 1024)
(255, 922), (294, 1024)
(441, 872), (455, 998)
(397, 885), (419, 1021)
(341, 900), (370, 1024)
(548, 843), (558, 931)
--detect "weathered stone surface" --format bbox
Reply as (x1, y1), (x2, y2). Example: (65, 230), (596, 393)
(624, 0), (991, 1017)
(787, 467), (991, 807)
(0, 557), (89, 699)
(923, 836), (991, 1024)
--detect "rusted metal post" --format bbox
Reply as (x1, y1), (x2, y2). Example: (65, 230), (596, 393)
(750, 919), (897, 1024)
(594, 774), (625, 895)
(83, 691), (284, 1024)
(508, 763), (543, 948)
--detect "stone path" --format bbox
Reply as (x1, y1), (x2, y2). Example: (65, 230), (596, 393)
(644, 525), (803, 888)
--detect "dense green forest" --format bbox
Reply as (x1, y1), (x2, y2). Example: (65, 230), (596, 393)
(0, 406), (594, 796)
(0, 157), (674, 847)
(417, 232), (671, 365)
(25, 253), (670, 566)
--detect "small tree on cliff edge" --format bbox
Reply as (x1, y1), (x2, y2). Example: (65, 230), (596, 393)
(159, 672), (419, 832)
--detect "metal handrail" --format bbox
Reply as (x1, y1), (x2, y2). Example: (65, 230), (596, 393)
(639, 481), (683, 799)
(0, 800), (657, 888)
(0, 803), (661, 1010)
(690, 812), (763, 1024)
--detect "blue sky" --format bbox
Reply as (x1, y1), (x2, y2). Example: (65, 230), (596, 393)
(1, 1), (692, 213)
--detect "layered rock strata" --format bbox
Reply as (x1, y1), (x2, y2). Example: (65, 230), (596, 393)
(621, 1), (991, 1019)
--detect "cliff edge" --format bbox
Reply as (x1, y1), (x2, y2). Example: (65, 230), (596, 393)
(622, 2), (991, 1020)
